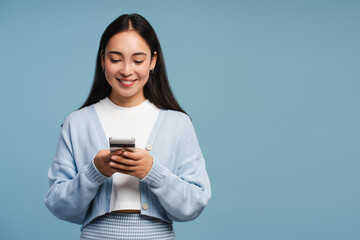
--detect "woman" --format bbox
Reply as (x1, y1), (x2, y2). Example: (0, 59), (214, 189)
(44, 13), (211, 239)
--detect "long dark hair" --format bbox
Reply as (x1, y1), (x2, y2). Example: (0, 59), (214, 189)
(79, 14), (186, 114)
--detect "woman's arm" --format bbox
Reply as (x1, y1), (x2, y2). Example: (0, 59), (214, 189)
(44, 117), (109, 224)
(143, 156), (211, 221)
(140, 116), (211, 222)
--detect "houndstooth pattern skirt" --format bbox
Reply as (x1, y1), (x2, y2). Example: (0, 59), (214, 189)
(80, 212), (175, 239)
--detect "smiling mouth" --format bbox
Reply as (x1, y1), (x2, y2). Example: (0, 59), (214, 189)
(117, 78), (137, 87)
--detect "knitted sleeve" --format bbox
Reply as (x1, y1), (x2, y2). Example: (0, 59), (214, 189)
(44, 113), (109, 224)
(141, 114), (211, 221)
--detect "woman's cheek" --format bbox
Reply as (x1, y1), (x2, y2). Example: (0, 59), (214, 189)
(138, 66), (151, 79)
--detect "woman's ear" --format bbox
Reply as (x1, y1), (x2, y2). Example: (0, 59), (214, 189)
(150, 51), (158, 71)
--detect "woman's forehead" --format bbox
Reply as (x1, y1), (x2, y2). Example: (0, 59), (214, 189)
(106, 31), (150, 54)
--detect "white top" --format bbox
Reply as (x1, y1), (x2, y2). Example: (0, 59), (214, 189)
(94, 97), (160, 211)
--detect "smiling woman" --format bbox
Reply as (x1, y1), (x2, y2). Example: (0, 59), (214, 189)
(44, 13), (211, 239)
(79, 13), (186, 114)
(102, 31), (157, 107)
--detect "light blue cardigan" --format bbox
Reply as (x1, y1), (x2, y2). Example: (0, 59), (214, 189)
(44, 105), (211, 229)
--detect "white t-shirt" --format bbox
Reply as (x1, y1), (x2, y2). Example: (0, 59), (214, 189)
(94, 97), (159, 211)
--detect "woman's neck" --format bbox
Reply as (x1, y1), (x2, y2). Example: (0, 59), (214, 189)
(108, 91), (146, 108)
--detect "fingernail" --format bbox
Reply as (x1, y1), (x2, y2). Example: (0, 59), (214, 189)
(123, 152), (128, 156)
(111, 156), (116, 160)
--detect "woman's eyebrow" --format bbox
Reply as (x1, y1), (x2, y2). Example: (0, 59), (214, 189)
(108, 51), (147, 56)
(133, 52), (147, 56)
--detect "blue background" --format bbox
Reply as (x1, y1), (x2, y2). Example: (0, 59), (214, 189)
(0, 0), (359, 239)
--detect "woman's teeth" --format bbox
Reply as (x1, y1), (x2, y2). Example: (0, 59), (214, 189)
(118, 78), (136, 86)
(121, 80), (132, 84)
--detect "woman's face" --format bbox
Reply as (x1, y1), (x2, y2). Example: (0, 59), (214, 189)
(102, 30), (157, 107)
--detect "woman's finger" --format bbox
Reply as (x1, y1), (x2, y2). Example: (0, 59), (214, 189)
(110, 149), (123, 156)
(122, 149), (145, 160)
(109, 161), (137, 171)
(110, 155), (138, 166)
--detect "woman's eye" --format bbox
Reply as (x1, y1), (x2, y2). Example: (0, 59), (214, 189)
(110, 59), (121, 63)
(134, 60), (144, 64)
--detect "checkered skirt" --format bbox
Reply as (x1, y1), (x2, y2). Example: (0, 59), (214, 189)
(80, 212), (175, 239)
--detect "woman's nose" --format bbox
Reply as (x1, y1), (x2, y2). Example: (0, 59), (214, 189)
(120, 62), (132, 76)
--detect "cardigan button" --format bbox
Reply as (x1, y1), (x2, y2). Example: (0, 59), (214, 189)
(142, 203), (149, 210)
(146, 145), (152, 151)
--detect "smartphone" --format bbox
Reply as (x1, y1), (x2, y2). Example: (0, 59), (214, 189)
(109, 137), (136, 152)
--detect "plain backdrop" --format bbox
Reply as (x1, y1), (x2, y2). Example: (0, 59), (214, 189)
(0, 0), (359, 239)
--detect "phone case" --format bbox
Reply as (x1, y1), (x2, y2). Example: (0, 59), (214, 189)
(109, 137), (136, 152)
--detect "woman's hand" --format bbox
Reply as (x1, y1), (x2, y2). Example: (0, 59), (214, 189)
(93, 149), (124, 177)
(108, 148), (153, 179)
